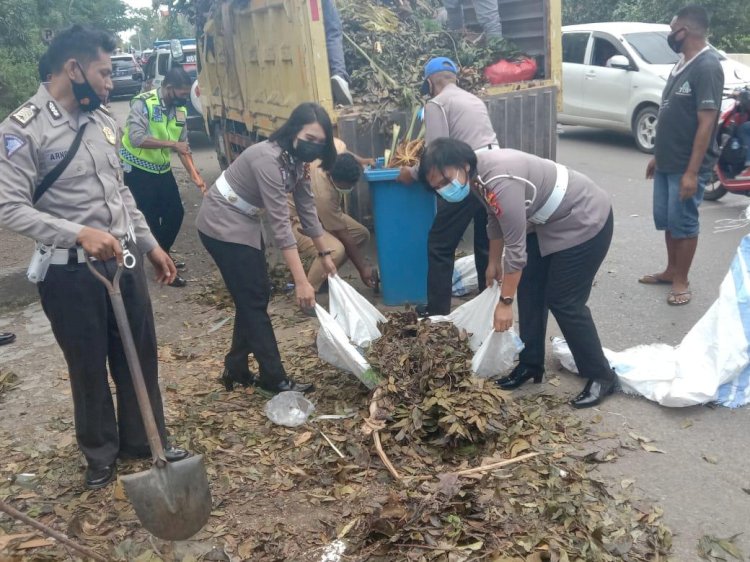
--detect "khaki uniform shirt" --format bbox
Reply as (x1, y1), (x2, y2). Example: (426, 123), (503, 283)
(289, 138), (349, 232)
(475, 149), (612, 273)
(0, 84), (158, 253)
(409, 83), (499, 179)
(196, 140), (323, 250)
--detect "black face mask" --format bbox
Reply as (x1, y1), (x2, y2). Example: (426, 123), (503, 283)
(169, 88), (188, 106)
(72, 62), (102, 112)
(293, 139), (325, 162)
(667, 28), (687, 54)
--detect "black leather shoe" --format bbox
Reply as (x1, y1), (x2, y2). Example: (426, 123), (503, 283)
(415, 304), (430, 318)
(0, 333), (16, 346)
(169, 275), (187, 288)
(496, 364), (544, 390)
(220, 367), (256, 391)
(171, 257), (186, 270)
(572, 380), (593, 402)
(164, 446), (190, 462)
(258, 378), (314, 395)
(570, 379), (616, 409)
(85, 464), (116, 490)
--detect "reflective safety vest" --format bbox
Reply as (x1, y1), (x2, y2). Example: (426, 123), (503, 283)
(120, 90), (186, 174)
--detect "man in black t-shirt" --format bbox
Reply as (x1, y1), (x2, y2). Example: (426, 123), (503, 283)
(640, 5), (723, 306)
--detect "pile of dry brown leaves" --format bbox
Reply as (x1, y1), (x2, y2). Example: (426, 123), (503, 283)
(0, 287), (673, 561)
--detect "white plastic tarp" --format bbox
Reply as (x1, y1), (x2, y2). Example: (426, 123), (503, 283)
(552, 234), (750, 408)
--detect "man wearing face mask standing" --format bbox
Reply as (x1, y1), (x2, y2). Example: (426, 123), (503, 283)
(121, 67), (207, 288)
(397, 57), (493, 316)
(0, 25), (188, 490)
(640, 5), (723, 306)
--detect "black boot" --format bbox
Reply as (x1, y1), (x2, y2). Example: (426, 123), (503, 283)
(570, 378), (616, 409)
(496, 364), (544, 390)
(258, 378), (314, 395)
(220, 367), (256, 391)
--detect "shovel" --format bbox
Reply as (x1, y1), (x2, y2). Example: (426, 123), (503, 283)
(86, 257), (211, 541)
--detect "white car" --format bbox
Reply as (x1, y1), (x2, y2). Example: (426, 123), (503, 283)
(559, 22), (750, 153)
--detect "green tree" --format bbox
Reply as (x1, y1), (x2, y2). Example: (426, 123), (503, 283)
(0, 0), (132, 118)
(562, 0), (750, 51)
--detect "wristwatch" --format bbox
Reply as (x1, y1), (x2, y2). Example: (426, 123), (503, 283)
(500, 296), (514, 306)
(318, 249), (334, 257)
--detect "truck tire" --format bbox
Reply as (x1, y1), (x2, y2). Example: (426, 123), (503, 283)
(212, 122), (229, 170)
(632, 106), (658, 154)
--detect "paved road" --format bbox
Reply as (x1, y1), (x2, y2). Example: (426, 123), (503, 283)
(1, 105), (748, 558)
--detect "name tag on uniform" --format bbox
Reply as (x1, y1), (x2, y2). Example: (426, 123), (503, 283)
(45, 149), (69, 163)
(175, 109), (186, 125)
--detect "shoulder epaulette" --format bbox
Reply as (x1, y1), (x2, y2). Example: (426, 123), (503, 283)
(10, 103), (40, 128)
(97, 104), (112, 116)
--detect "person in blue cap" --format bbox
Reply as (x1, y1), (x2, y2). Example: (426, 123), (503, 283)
(398, 56), (497, 316)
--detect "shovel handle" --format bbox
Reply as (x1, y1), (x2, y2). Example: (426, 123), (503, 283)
(85, 257), (167, 467)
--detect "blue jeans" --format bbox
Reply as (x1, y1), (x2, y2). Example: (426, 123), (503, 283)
(322, 0), (348, 80)
(653, 171), (710, 239)
(739, 121), (750, 166)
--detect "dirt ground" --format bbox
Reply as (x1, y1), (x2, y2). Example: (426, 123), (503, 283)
(1, 103), (749, 561)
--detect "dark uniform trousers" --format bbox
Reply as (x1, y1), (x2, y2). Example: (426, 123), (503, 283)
(427, 194), (490, 315)
(38, 256), (167, 469)
(125, 167), (184, 254)
(199, 232), (287, 384)
(517, 210), (615, 383)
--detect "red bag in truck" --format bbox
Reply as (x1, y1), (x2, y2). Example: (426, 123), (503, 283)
(484, 58), (538, 85)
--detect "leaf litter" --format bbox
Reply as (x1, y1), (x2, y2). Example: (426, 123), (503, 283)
(1, 287), (674, 561)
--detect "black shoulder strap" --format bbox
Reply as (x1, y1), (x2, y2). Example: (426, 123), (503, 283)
(33, 122), (89, 205)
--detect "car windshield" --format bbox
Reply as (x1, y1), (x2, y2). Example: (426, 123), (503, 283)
(112, 59), (137, 72)
(624, 31), (727, 65)
(623, 32), (680, 64)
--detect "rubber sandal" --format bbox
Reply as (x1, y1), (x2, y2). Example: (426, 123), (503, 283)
(667, 290), (692, 306)
(638, 273), (672, 285)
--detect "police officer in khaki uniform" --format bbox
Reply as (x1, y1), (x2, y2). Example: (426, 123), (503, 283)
(398, 57), (494, 316)
(0, 26), (188, 490)
(289, 137), (375, 291)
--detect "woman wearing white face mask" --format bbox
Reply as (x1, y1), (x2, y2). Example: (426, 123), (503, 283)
(196, 102), (338, 395)
(419, 138), (616, 409)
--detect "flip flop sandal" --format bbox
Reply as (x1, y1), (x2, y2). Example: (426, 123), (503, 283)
(638, 273), (672, 285)
(667, 290), (692, 306)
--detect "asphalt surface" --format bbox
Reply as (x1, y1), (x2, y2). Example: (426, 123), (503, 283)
(1, 103), (749, 558)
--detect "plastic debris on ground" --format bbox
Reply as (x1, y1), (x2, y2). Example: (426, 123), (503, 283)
(265, 391), (316, 427)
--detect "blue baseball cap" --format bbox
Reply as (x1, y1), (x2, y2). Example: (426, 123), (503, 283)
(420, 57), (459, 95)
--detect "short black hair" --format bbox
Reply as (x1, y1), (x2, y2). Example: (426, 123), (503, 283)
(269, 102), (337, 171)
(38, 52), (52, 82)
(164, 67), (192, 89)
(44, 24), (117, 74)
(330, 153), (362, 185)
(676, 5), (710, 31)
(418, 137), (477, 185)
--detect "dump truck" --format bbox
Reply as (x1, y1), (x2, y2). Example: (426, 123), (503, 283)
(195, 0), (562, 224)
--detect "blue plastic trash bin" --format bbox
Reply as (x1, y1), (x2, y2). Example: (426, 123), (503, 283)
(364, 166), (437, 306)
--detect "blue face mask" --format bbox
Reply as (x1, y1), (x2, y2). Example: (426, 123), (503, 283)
(437, 176), (470, 203)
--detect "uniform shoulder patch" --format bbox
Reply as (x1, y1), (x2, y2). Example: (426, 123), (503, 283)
(10, 103), (40, 128)
(4, 134), (27, 158)
(46, 100), (62, 120)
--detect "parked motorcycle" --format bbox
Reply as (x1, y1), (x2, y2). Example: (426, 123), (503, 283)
(705, 87), (750, 201)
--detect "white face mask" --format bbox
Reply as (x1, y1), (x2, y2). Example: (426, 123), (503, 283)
(476, 173), (538, 208)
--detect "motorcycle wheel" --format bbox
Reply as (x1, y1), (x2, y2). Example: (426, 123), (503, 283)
(704, 171), (728, 202)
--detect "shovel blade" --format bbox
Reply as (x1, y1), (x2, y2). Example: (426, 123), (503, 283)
(121, 455), (212, 541)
